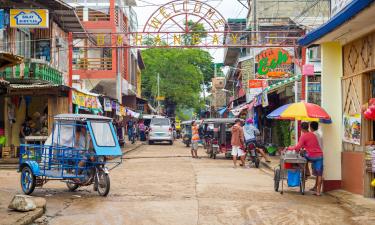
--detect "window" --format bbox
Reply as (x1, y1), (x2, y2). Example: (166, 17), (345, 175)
(91, 122), (116, 147)
(151, 118), (170, 126)
(16, 29), (30, 58)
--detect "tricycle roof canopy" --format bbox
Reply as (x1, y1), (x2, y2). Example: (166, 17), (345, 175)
(54, 114), (112, 122)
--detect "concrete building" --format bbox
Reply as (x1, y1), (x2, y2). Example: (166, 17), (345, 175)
(299, 0), (375, 197)
(64, 0), (141, 107)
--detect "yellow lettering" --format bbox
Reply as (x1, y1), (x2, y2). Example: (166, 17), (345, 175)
(213, 19), (225, 30)
(134, 34), (142, 45)
(149, 17), (161, 29)
(117, 35), (123, 46)
(206, 8), (215, 20)
(194, 2), (202, 13)
(173, 34), (181, 45)
(192, 34), (201, 45)
(172, 3), (181, 13)
(97, 34), (105, 46)
(231, 34), (238, 44)
(154, 35), (162, 45)
(160, 7), (170, 19)
(212, 34), (219, 45)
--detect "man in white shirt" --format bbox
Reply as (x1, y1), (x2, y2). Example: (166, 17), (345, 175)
(310, 122), (323, 149)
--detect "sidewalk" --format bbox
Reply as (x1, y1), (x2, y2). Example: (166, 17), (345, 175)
(260, 155), (375, 223)
(0, 190), (44, 225)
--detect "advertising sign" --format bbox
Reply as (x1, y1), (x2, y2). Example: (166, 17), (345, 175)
(246, 79), (268, 103)
(255, 48), (294, 79)
(103, 98), (112, 112)
(302, 64), (315, 76)
(343, 114), (361, 145)
(10, 9), (49, 28)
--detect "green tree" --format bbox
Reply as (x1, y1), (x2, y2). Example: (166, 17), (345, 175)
(141, 48), (214, 113)
(183, 20), (207, 46)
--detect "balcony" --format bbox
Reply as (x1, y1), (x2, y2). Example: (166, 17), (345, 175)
(73, 58), (112, 70)
(0, 60), (63, 85)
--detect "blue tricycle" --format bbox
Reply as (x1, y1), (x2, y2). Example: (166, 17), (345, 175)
(19, 114), (123, 197)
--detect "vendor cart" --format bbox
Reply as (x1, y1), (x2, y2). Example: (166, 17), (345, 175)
(274, 151), (307, 195)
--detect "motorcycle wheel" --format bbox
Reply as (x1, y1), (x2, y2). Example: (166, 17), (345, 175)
(20, 166), (36, 195)
(186, 142), (190, 147)
(66, 181), (79, 191)
(96, 170), (110, 197)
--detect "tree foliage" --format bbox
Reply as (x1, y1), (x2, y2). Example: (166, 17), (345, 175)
(183, 20), (207, 45)
(141, 48), (214, 111)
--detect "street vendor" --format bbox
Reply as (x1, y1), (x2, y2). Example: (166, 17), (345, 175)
(287, 122), (323, 196)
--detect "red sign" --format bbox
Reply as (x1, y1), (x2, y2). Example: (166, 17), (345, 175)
(302, 64), (315, 76)
(248, 79), (268, 88)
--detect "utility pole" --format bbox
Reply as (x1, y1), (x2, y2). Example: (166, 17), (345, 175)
(157, 73), (160, 115)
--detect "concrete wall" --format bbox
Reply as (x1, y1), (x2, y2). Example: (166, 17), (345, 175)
(321, 42), (343, 190)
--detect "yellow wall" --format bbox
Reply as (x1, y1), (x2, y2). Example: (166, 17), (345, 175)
(137, 67), (142, 97)
(321, 42), (343, 181)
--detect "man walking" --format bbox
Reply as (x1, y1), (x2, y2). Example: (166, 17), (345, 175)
(191, 121), (200, 158)
(231, 119), (245, 168)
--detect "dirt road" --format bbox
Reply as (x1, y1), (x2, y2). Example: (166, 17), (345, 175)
(0, 142), (361, 225)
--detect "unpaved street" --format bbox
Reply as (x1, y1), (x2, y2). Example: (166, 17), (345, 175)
(0, 142), (359, 225)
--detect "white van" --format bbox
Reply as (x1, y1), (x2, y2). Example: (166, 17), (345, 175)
(148, 118), (173, 145)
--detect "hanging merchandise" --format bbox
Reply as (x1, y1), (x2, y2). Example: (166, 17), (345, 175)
(363, 98), (375, 120)
(116, 102), (120, 116)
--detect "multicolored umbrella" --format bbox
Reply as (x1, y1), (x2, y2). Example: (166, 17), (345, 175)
(267, 102), (331, 123)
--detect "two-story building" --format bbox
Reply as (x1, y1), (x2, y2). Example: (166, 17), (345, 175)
(0, 0), (84, 159)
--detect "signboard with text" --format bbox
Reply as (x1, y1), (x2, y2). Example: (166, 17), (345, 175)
(254, 48), (294, 79)
(10, 9), (49, 28)
(246, 79), (268, 103)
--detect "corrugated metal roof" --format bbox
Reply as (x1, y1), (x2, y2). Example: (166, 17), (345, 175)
(54, 114), (112, 121)
(9, 83), (60, 89)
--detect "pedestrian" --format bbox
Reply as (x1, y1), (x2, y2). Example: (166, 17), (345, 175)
(19, 117), (32, 144)
(310, 121), (323, 148)
(243, 118), (271, 163)
(287, 122), (324, 196)
(231, 119), (245, 168)
(191, 121), (200, 158)
(127, 119), (134, 142)
(139, 120), (146, 141)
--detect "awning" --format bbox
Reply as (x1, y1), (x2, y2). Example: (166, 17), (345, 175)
(263, 75), (302, 93)
(0, 52), (23, 71)
(298, 0), (374, 46)
(230, 101), (255, 117)
(218, 107), (227, 116)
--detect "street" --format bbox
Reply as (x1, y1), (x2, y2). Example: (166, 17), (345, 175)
(0, 142), (358, 225)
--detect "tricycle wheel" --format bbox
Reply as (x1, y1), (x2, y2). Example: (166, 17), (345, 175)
(66, 181), (79, 191)
(96, 170), (110, 197)
(21, 166), (36, 195)
(274, 168), (280, 192)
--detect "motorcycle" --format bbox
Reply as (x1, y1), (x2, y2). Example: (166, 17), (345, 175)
(246, 141), (260, 168)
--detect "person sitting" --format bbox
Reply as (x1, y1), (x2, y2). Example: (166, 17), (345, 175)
(287, 122), (324, 196)
(243, 118), (271, 163)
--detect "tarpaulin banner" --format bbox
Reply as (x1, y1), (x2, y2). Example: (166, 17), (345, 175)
(104, 98), (112, 112)
(72, 90), (102, 110)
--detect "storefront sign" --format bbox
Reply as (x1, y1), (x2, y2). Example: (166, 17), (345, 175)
(343, 114), (361, 145)
(247, 79), (268, 103)
(72, 90), (101, 109)
(302, 64), (315, 76)
(103, 98), (112, 112)
(10, 9), (49, 28)
(255, 48), (294, 79)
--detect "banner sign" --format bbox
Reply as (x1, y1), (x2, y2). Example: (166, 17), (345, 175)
(10, 9), (49, 28)
(103, 98), (112, 112)
(246, 79), (268, 103)
(72, 90), (101, 109)
(302, 64), (315, 76)
(343, 114), (361, 145)
(255, 48), (294, 79)
(115, 102), (120, 116)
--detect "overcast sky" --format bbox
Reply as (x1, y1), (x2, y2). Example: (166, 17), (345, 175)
(134, 0), (248, 63)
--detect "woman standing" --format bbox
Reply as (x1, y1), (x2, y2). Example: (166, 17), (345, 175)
(191, 121), (200, 158)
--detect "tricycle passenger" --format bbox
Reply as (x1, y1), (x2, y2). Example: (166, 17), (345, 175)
(286, 122), (324, 196)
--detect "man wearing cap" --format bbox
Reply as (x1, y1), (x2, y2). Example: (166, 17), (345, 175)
(244, 118), (271, 163)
